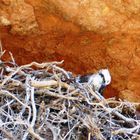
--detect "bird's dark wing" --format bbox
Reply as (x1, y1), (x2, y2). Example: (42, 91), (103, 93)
(78, 74), (93, 83)
(99, 85), (106, 95)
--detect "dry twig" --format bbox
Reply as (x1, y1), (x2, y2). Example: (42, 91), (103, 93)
(0, 58), (140, 140)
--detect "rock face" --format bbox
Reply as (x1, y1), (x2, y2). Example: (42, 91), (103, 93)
(45, 0), (140, 33)
(0, 0), (38, 35)
(0, 0), (140, 102)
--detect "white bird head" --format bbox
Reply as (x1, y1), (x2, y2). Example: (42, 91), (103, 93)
(99, 69), (111, 86)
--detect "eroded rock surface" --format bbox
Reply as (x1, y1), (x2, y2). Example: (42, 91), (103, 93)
(0, 0), (38, 35)
(0, 0), (140, 102)
(45, 0), (140, 33)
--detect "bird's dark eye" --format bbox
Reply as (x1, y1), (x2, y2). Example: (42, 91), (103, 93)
(99, 73), (105, 83)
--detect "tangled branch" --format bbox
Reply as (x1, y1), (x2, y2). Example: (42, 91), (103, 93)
(0, 54), (140, 140)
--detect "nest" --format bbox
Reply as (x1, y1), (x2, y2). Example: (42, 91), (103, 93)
(0, 52), (140, 140)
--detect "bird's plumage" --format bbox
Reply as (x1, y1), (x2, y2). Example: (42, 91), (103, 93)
(76, 69), (111, 94)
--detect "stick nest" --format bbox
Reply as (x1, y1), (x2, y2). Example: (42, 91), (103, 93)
(0, 58), (140, 140)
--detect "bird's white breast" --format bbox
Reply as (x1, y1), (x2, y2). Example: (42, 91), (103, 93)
(88, 74), (103, 91)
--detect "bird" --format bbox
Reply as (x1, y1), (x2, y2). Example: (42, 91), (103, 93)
(75, 69), (111, 95)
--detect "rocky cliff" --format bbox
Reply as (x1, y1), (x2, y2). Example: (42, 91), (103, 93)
(0, 0), (140, 101)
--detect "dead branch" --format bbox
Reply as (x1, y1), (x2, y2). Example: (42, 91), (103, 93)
(0, 59), (139, 140)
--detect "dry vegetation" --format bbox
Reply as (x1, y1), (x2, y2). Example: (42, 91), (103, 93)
(0, 46), (140, 140)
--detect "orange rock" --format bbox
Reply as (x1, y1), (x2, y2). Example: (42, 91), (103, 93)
(118, 89), (140, 103)
(127, 70), (140, 98)
(0, 0), (38, 35)
(1, 0), (11, 6)
(45, 0), (140, 33)
(0, 0), (140, 102)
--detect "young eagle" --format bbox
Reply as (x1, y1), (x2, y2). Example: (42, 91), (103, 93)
(75, 69), (111, 94)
